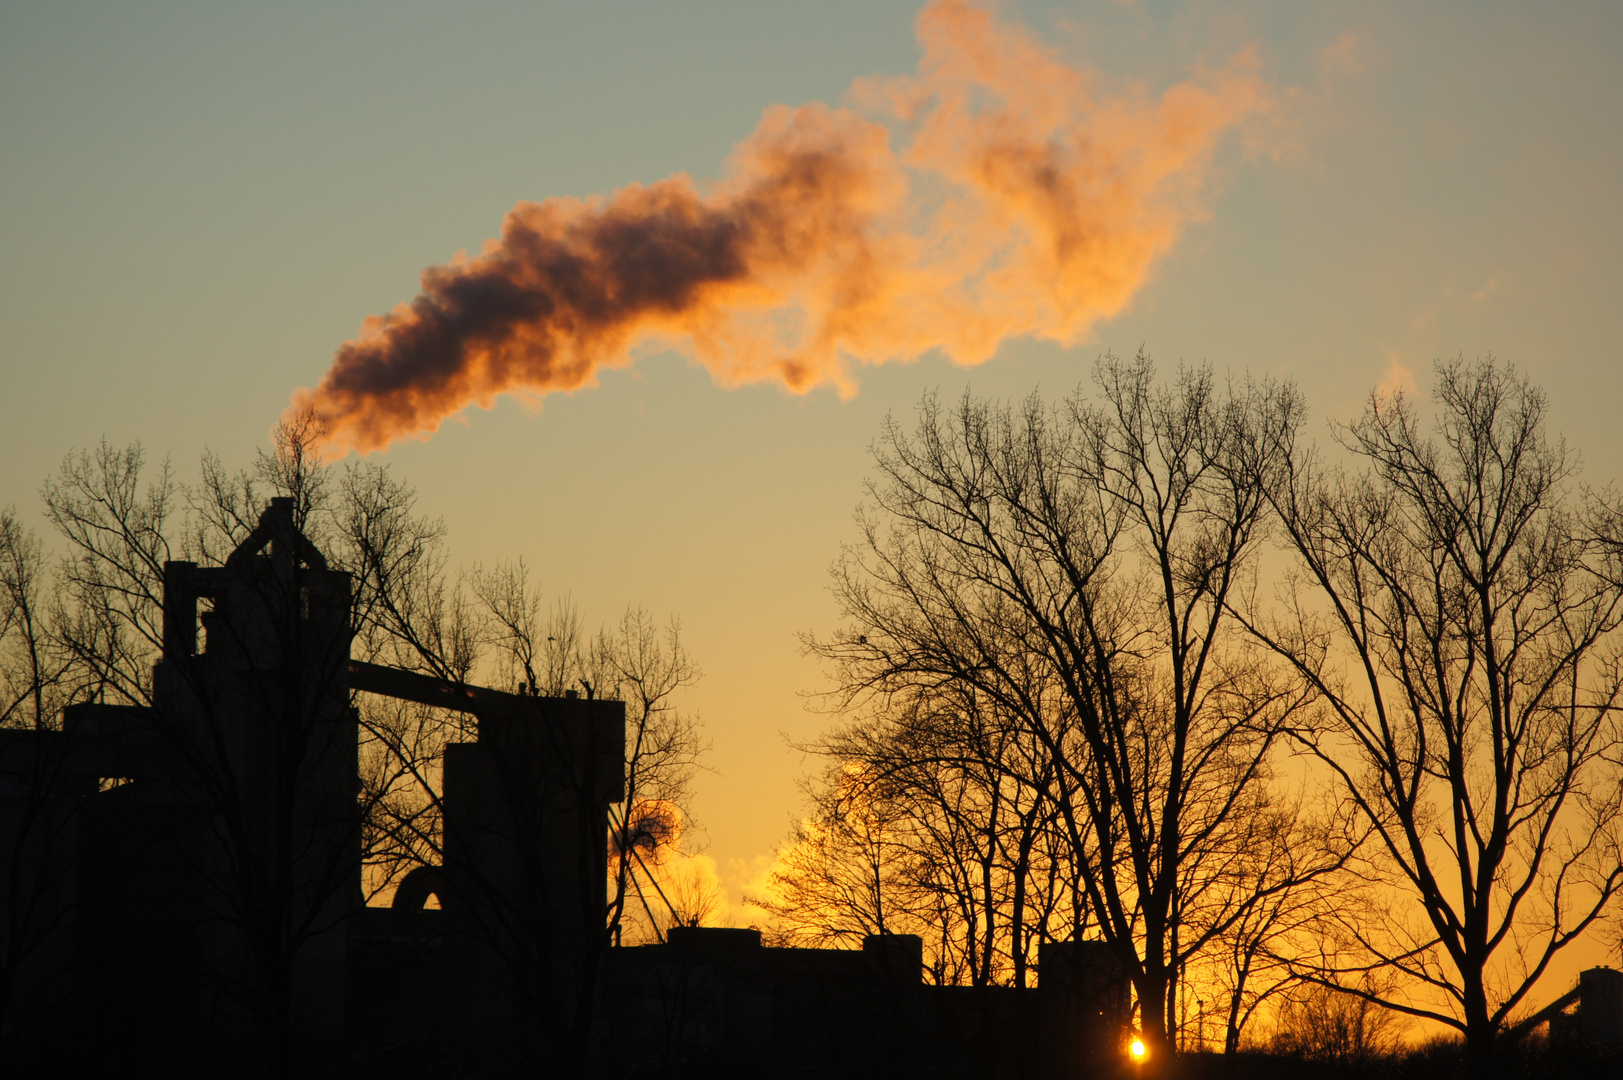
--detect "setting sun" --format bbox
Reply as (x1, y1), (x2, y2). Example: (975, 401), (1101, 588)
(1129, 1038), (1147, 1061)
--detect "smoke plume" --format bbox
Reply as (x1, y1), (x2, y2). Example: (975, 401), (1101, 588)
(291, 0), (1268, 456)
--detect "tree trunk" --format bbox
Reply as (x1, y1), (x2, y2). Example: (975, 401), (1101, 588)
(1137, 972), (1173, 1076)
(1462, 971), (1498, 1080)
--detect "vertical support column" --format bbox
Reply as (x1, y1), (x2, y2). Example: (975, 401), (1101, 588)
(161, 561), (198, 660)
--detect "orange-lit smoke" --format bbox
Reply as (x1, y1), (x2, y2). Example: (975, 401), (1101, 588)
(291, 0), (1269, 456)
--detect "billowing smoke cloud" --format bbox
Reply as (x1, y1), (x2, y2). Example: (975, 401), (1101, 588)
(291, 0), (1268, 456)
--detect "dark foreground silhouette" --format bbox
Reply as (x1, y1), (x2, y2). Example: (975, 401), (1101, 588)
(0, 501), (1129, 1078)
(3, 500), (1620, 1079)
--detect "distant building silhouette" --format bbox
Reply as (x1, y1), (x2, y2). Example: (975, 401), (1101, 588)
(1530, 966), (1623, 1050)
(1, 499), (1133, 1077)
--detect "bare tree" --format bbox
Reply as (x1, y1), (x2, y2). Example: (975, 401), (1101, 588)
(1247, 357), (1623, 1075)
(358, 585), (702, 1077)
(590, 608), (706, 945)
(1196, 794), (1355, 1053)
(807, 356), (1343, 1060)
(341, 459), (480, 685)
(0, 507), (81, 1060)
(336, 459), (483, 908)
(0, 511), (68, 734)
(465, 565), (705, 943)
(769, 682), (1074, 992)
(0, 511), (62, 732)
(760, 762), (919, 952)
(1266, 979), (1408, 1066)
(35, 422), (411, 1069)
(44, 441), (177, 710)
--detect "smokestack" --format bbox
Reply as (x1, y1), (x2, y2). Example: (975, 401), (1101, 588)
(290, 0), (1268, 457)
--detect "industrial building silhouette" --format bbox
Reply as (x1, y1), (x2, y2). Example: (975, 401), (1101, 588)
(2, 500), (1615, 1076)
(0, 499), (1128, 1076)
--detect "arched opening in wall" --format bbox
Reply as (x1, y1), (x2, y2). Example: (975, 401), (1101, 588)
(392, 865), (451, 913)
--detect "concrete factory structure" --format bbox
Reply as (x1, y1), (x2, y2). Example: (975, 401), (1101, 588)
(0, 498), (1133, 1077)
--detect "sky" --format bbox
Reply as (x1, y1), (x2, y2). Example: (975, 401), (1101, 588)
(4, 0), (1622, 995)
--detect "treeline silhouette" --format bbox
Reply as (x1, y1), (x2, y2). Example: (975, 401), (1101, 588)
(767, 354), (1623, 1077)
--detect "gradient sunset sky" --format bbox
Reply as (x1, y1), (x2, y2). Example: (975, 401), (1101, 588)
(3, 0), (1621, 968)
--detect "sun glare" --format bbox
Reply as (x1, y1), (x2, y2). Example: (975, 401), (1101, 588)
(1129, 1037), (1147, 1061)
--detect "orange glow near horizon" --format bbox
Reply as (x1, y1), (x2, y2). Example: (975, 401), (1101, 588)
(289, 0), (1269, 457)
